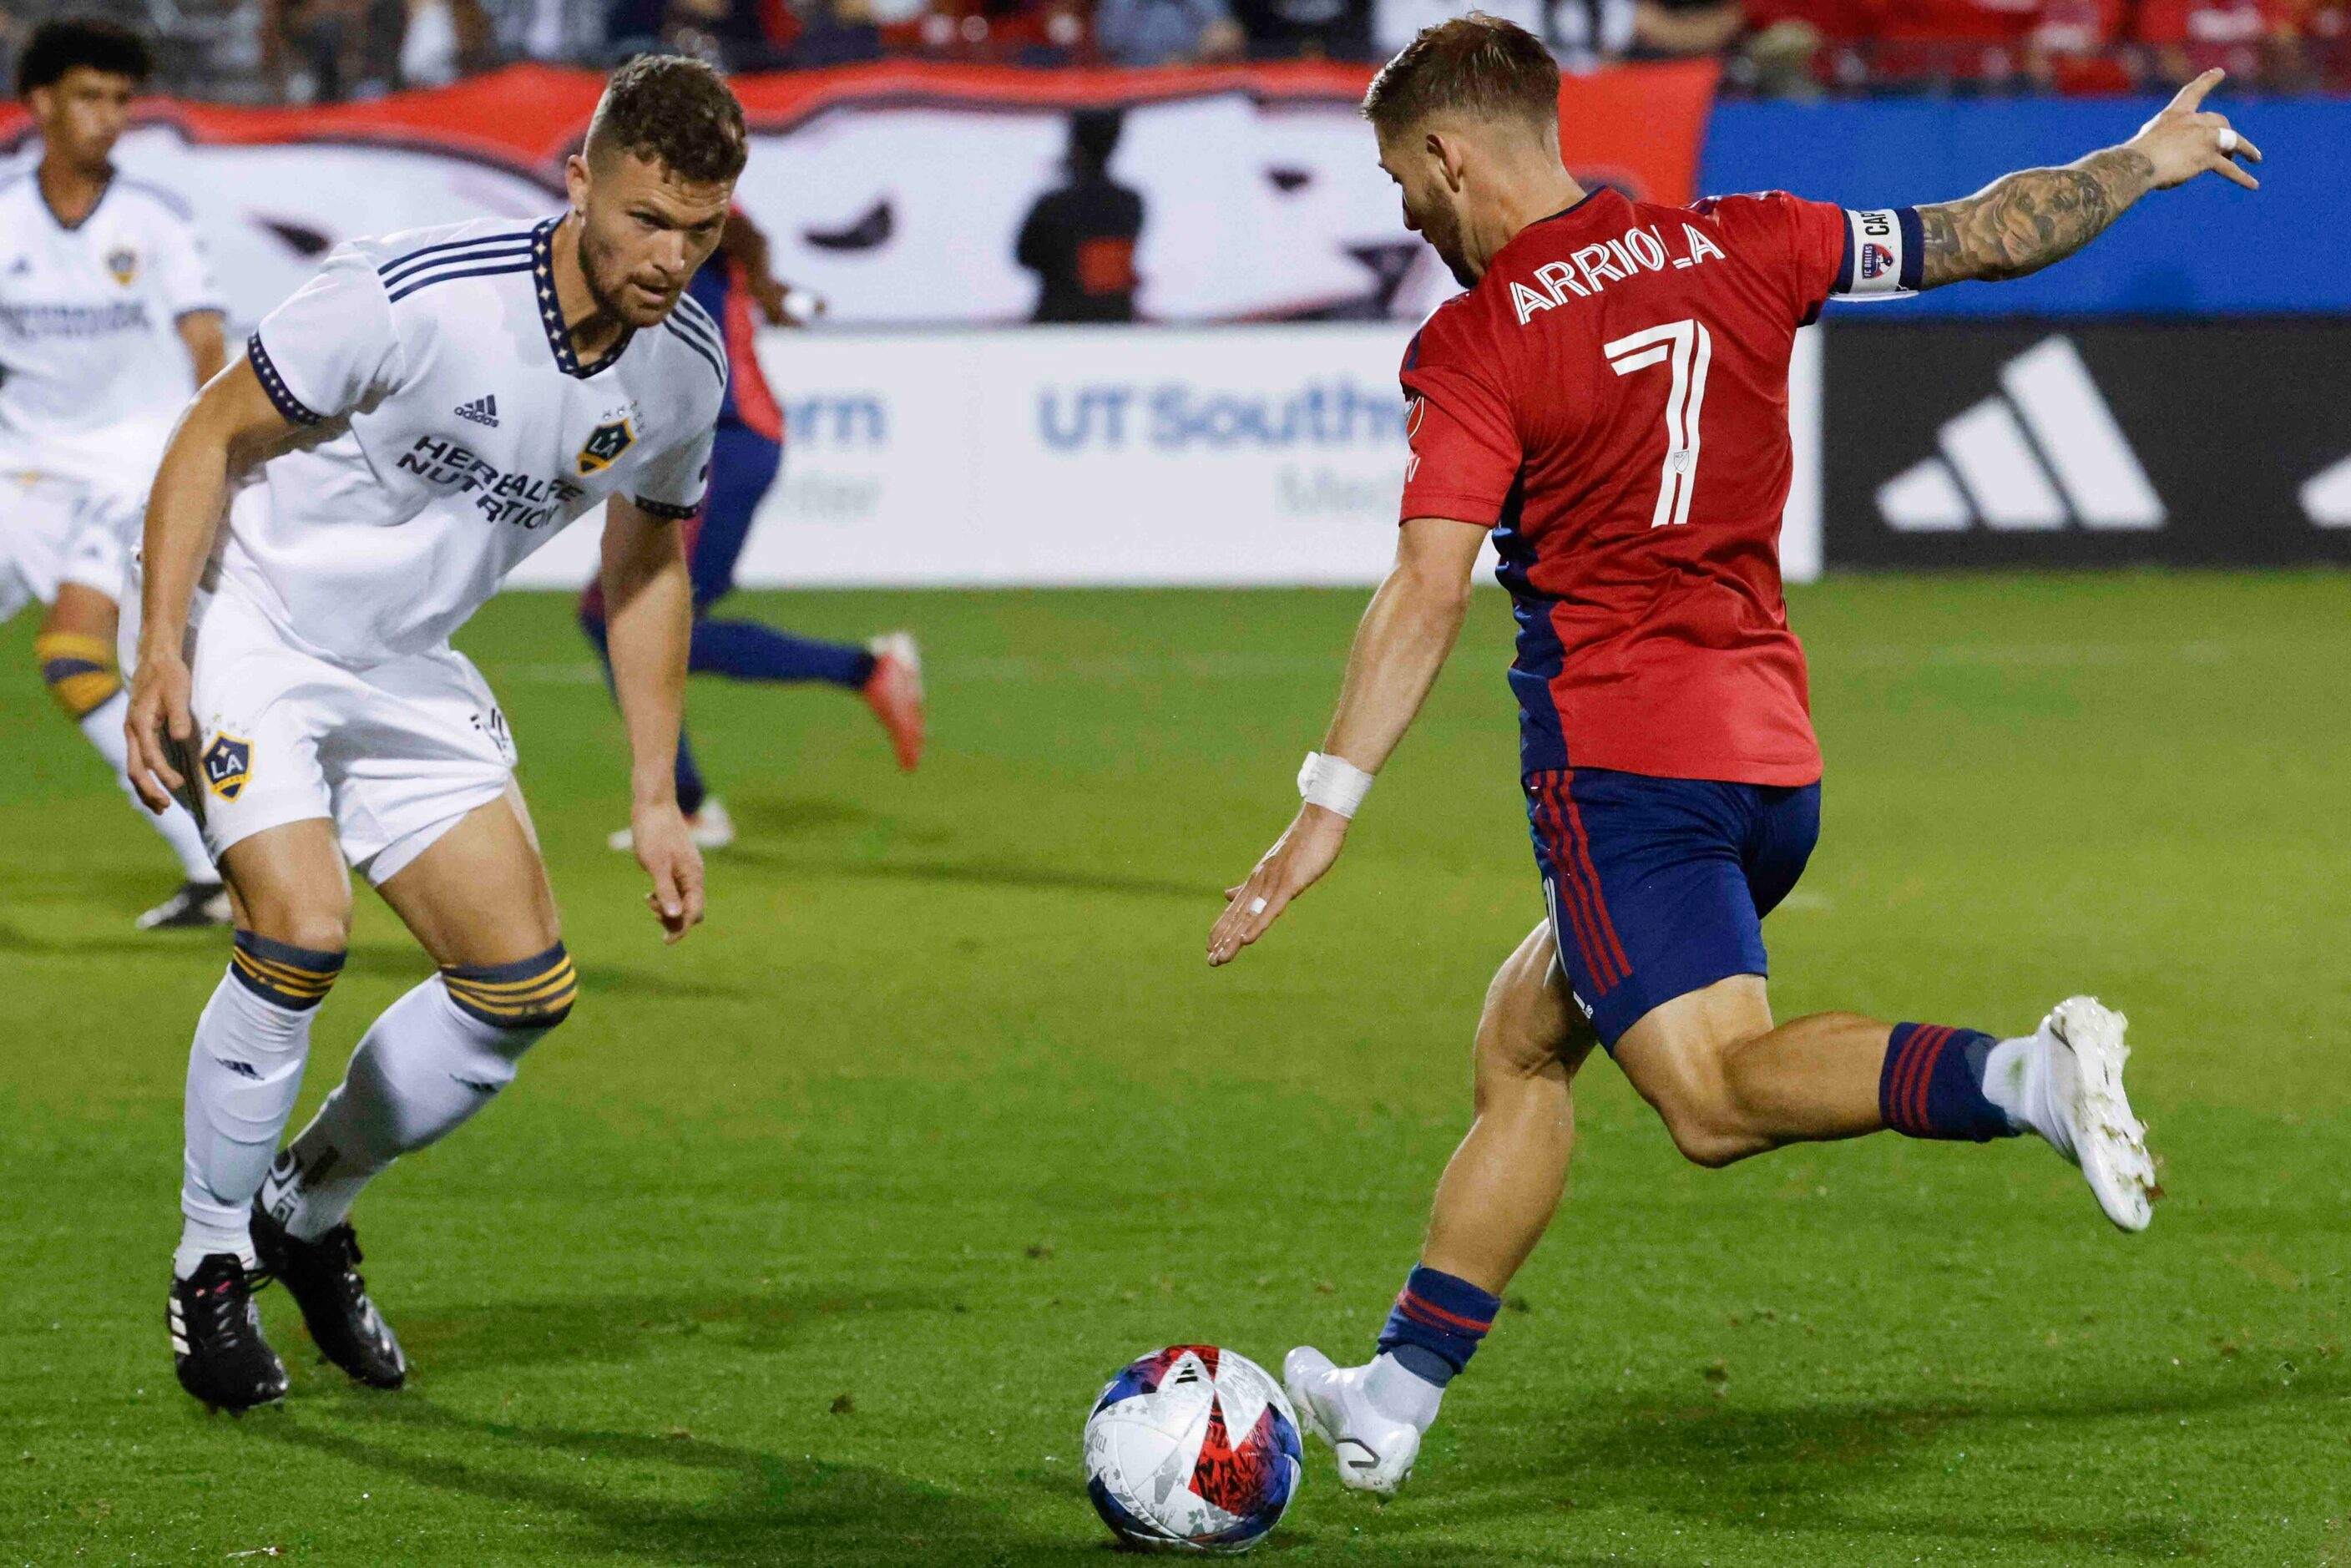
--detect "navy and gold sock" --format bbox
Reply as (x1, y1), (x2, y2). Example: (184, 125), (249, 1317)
(229, 931), (346, 1012)
(35, 630), (120, 720)
(440, 943), (579, 1030)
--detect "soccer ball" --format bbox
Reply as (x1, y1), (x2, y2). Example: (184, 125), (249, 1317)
(1082, 1344), (1303, 1554)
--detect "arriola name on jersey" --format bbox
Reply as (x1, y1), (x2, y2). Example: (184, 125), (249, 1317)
(1508, 221), (1731, 326)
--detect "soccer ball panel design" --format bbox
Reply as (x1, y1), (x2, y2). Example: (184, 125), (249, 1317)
(1083, 1345), (1302, 1554)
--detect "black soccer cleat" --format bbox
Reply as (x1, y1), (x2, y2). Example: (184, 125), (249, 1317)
(169, 1255), (289, 1414)
(250, 1201), (407, 1389)
(138, 880), (231, 931)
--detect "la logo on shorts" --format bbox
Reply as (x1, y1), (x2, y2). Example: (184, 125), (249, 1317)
(202, 734), (253, 801)
(575, 418), (635, 475)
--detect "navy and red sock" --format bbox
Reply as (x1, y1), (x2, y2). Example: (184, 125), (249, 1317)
(1880, 1022), (2020, 1141)
(1377, 1265), (1500, 1388)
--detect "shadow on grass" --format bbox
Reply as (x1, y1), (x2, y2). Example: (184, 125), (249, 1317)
(392, 1286), (948, 1373)
(726, 851), (1209, 902)
(1466, 1372), (2351, 1559)
(255, 1393), (1091, 1566)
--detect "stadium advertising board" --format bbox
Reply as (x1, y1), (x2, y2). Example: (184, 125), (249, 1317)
(0, 59), (1715, 331)
(1820, 320), (2351, 569)
(508, 324), (1520, 588)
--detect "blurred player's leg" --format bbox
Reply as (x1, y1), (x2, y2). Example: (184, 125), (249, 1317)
(255, 792), (569, 1387)
(1288, 923), (1589, 1495)
(687, 424), (926, 768)
(579, 418), (927, 844)
(34, 583), (222, 923)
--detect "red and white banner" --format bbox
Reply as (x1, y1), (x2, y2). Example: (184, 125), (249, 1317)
(0, 59), (1716, 329)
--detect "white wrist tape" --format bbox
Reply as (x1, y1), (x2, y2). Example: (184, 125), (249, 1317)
(1297, 751), (1375, 818)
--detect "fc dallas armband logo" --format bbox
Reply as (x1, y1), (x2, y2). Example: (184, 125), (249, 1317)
(1842, 209), (1920, 298)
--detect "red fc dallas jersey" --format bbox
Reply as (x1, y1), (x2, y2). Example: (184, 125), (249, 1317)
(1400, 186), (1921, 787)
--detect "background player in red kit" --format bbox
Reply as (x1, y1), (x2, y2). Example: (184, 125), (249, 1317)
(580, 207), (924, 854)
(1203, 14), (2263, 1496)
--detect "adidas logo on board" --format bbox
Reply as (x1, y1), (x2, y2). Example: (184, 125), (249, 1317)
(1875, 336), (2163, 534)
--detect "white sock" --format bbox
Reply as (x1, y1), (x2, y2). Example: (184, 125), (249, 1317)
(81, 691), (215, 881)
(260, 976), (547, 1241)
(1363, 1351), (1445, 1432)
(176, 973), (319, 1277)
(1981, 1033), (2064, 1149)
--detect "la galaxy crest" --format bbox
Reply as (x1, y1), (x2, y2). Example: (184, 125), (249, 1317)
(107, 245), (139, 286)
(202, 734), (253, 801)
(576, 417), (635, 475)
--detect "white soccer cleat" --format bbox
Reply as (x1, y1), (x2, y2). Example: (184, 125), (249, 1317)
(2037, 996), (2159, 1232)
(1282, 1347), (1421, 1497)
(606, 797), (736, 853)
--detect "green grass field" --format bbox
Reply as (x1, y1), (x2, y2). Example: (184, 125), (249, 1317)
(3, 575), (2347, 1566)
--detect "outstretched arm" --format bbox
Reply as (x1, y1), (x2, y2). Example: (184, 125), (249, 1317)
(1206, 517), (1487, 967)
(1916, 69), (2261, 291)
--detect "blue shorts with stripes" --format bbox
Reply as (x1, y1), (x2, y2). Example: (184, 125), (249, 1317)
(1524, 766), (1821, 1050)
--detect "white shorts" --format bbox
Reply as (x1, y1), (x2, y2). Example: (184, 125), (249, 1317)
(0, 471), (134, 622)
(167, 579), (518, 885)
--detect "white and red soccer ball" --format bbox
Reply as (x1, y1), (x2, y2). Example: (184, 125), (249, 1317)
(1083, 1345), (1303, 1553)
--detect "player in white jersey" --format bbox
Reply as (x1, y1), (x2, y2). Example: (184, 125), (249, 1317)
(1, 20), (227, 928)
(122, 56), (744, 1413)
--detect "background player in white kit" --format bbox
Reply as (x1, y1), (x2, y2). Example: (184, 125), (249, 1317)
(1, 18), (226, 928)
(123, 55), (745, 1413)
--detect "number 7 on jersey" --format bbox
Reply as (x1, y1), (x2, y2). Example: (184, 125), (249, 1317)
(1605, 318), (1713, 529)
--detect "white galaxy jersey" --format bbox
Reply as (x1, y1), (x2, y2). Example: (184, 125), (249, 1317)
(218, 215), (722, 664)
(0, 167), (221, 491)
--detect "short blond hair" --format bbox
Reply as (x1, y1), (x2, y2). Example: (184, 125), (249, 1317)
(1362, 13), (1560, 143)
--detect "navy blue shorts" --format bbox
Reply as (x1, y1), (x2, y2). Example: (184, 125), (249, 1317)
(1524, 766), (1821, 1050)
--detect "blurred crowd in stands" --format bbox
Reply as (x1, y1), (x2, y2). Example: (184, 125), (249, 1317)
(3, 0), (2345, 103)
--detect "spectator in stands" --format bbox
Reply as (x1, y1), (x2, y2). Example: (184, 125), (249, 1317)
(1868, 0), (2038, 90)
(609, 0), (815, 68)
(786, 0), (887, 64)
(1015, 109), (1144, 323)
(1373, 0), (1632, 68)
(1631, 0), (1742, 58)
(261, 0), (402, 99)
(1733, 0), (1873, 95)
(1233, 0), (1371, 60)
(2026, 0), (2135, 94)
(2136, 0), (2299, 86)
(1097, 0), (1245, 63)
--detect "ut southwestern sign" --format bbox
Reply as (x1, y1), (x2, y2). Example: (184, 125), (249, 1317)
(1035, 377), (1407, 454)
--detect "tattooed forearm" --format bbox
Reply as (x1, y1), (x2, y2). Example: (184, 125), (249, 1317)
(1915, 148), (2156, 290)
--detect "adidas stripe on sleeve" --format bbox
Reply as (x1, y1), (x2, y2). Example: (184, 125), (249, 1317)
(247, 245), (407, 427)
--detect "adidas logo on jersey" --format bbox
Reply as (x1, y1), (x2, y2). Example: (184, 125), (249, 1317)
(455, 394), (499, 428)
(1875, 336), (2164, 534)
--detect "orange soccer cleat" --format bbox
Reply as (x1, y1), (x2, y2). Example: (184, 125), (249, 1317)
(862, 632), (926, 771)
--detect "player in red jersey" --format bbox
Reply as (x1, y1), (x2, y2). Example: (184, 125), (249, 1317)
(1203, 15), (2262, 1495)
